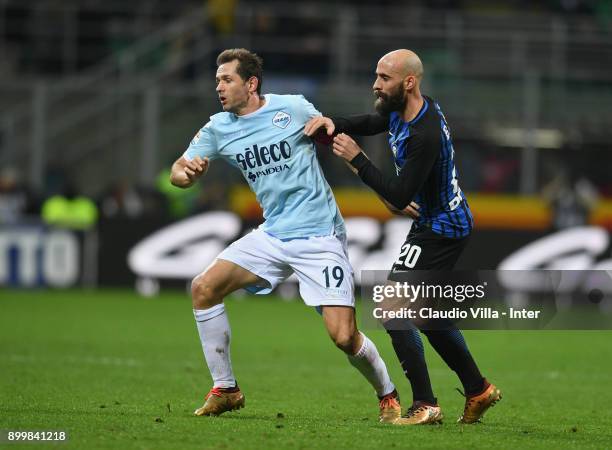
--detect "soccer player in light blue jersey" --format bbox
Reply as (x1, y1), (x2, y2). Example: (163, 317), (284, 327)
(170, 48), (401, 421)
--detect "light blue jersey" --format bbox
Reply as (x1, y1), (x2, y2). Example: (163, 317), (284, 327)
(184, 94), (344, 240)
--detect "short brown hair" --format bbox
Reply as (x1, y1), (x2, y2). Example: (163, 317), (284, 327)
(216, 48), (264, 95)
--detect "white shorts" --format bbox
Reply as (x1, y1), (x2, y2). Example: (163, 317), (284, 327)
(217, 228), (354, 307)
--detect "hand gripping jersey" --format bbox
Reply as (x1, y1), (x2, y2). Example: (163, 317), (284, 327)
(334, 95), (473, 239)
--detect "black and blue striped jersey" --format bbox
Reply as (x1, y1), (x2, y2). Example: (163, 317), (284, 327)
(332, 95), (473, 238)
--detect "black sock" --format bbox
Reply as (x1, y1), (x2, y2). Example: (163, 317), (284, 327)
(384, 319), (436, 405)
(422, 327), (485, 396)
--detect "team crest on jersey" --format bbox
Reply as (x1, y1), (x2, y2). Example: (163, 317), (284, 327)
(272, 111), (291, 129)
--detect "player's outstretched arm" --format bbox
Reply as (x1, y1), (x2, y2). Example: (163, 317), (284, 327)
(304, 113), (389, 142)
(170, 156), (209, 188)
(332, 133), (437, 210)
(340, 152), (421, 219)
(331, 113), (389, 136)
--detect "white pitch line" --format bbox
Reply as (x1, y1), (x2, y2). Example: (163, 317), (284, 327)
(2, 354), (142, 367)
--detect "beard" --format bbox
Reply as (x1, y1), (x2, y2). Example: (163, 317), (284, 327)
(374, 85), (406, 115)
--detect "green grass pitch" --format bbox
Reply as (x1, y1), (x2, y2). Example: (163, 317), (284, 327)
(1, 289), (612, 450)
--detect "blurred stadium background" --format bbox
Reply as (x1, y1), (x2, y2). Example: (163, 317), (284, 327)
(3, 3), (612, 449)
(1, 0), (612, 290)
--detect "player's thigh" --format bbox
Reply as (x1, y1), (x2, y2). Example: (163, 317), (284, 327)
(193, 258), (264, 300)
(216, 229), (292, 295)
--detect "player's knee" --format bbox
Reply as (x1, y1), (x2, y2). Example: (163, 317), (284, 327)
(330, 329), (356, 354)
(191, 273), (223, 309)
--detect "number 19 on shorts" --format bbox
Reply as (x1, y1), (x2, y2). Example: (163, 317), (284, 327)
(322, 266), (344, 288)
(394, 244), (422, 269)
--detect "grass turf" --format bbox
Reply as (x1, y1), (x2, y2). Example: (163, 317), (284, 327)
(1, 289), (612, 450)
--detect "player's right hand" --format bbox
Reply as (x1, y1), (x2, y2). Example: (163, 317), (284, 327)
(383, 196), (421, 218)
(184, 156), (209, 180)
(401, 202), (421, 219)
(304, 116), (335, 137)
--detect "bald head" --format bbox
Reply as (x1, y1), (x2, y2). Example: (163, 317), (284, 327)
(373, 49), (424, 115)
(378, 49), (423, 80)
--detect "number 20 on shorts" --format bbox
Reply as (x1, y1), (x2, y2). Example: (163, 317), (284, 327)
(394, 244), (422, 269)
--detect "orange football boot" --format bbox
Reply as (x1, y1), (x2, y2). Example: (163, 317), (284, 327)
(194, 386), (245, 416)
(457, 380), (502, 424)
(379, 390), (402, 423)
(393, 401), (443, 425)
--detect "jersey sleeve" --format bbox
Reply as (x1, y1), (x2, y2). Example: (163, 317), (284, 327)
(332, 113), (389, 136)
(295, 95), (321, 124)
(183, 121), (219, 161)
(349, 128), (440, 210)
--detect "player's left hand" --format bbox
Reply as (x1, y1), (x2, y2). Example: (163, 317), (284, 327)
(304, 116), (335, 137)
(332, 133), (362, 161)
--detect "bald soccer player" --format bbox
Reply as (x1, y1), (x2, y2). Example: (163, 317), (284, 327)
(305, 50), (502, 425)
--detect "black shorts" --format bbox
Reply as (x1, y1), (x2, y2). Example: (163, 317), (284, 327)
(390, 224), (470, 272)
(387, 225), (472, 329)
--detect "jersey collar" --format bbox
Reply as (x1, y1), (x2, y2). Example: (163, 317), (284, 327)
(406, 97), (429, 125)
